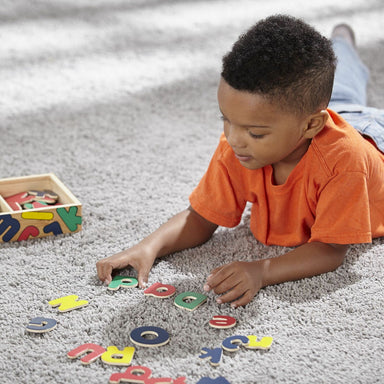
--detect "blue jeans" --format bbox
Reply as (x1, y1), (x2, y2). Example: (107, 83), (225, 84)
(329, 38), (384, 152)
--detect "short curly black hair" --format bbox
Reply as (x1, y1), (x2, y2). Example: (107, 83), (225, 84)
(221, 15), (336, 115)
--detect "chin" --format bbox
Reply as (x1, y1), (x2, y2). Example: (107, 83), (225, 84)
(239, 161), (264, 170)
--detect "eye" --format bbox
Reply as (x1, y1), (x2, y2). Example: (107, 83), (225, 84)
(249, 132), (265, 139)
(219, 115), (229, 122)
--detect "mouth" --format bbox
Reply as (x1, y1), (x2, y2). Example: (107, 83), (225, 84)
(235, 153), (253, 162)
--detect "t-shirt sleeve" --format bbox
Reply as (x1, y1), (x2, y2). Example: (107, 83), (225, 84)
(189, 140), (247, 228)
(309, 171), (372, 244)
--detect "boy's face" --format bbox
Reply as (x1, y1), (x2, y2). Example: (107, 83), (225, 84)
(217, 78), (313, 172)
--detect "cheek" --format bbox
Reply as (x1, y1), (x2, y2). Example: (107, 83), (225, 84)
(248, 136), (286, 162)
(223, 124), (229, 138)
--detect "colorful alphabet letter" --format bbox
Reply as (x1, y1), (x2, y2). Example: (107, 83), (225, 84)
(245, 335), (273, 350)
(109, 365), (186, 384)
(49, 295), (89, 312)
(172, 378), (187, 384)
(23, 201), (48, 210)
(221, 335), (249, 352)
(107, 276), (139, 291)
(43, 221), (63, 235)
(101, 346), (135, 366)
(17, 225), (39, 241)
(21, 211), (54, 220)
(26, 317), (57, 333)
(0, 214), (20, 242)
(109, 365), (154, 384)
(129, 326), (170, 348)
(5, 192), (34, 210)
(67, 343), (107, 365)
(196, 377), (230, 384)
(199, 347), (223, 367)
(144, 282), (176, 299)
(209, 316), (237, 329)
(57, 206), (82, 232)
(174, 292), (207, 311)
(28, 190), (58, 204)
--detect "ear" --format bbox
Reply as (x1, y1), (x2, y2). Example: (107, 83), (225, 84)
(303, 110), (328, 139)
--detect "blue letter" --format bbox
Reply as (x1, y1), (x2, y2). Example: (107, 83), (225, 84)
(0, 214), (20, 242)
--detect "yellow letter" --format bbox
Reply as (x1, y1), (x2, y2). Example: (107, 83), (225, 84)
(49, 295), (89, 312)
(101, 346), (135, 366)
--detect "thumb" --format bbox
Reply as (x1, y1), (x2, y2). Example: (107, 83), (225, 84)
(138, 267), (150, 289)
(96, 261), (113, 285)
(105, 274), (113, 286)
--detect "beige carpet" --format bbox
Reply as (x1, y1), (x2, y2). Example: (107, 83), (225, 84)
(1, 1), (383, 383)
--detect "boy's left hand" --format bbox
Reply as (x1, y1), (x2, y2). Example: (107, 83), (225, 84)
(203, 260), (265, 308)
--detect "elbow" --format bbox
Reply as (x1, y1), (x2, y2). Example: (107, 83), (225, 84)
(329, 243), (349, 270)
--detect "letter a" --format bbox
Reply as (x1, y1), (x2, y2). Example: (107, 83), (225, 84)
(144, 282), (176, 298)
(174, 292), (207, 311)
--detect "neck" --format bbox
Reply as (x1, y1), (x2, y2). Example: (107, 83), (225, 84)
(272, 139), (311, 185)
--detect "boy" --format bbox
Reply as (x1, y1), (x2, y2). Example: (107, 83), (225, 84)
(97, 15), (384, 308)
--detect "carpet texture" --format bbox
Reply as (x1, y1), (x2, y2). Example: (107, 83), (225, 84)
(1, 1), (384, 383)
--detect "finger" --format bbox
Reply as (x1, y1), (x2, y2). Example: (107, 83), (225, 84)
(103, 267), (113, 285)
(205, 267), (222, 288)
(207, 265), (235, 290)
(211, 270), (243, 295)
(138, 267), (150, 289)
(204, 267), (224, 292)
(203, 283), (212, 292)
(230, 290), (254, 309)
(96, 261), (112, 285)
(215, 282), (243, 304)
(209, 265), (224, 276)
(212, 277), (242, 295)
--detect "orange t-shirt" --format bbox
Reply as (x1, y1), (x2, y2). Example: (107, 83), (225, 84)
(189, 109), (384, 247)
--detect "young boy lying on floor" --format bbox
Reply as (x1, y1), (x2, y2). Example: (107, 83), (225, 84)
(97, 15), (384, 308)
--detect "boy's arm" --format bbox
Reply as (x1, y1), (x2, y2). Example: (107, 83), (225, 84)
(205, 242), (348, 308)
(262, 242), (348, 286)
(96, 206), (218, 287)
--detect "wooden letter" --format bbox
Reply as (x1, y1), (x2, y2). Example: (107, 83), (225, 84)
(221, 335), (249, 352)
(49, 295), (89, 312)
(245, 335), (273, 350)
(199, 347), (223, 366)
(108, 276), (139, 291)
(101, 346), (135, 366)
(174, 292), (207, 311)
(26, 317), (57, 333)
(67, 343), (106, 365)
(144, 282), (176, 299)
(209, 316), (236, 329)
(129, 326), (170, 348)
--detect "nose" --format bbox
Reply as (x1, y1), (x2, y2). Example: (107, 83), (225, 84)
(225, 124), (246, 149)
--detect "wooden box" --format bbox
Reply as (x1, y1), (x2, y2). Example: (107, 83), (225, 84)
(0, 173), (82, 243)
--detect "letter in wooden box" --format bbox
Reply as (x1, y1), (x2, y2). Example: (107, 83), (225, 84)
(0, 174), (82, 243)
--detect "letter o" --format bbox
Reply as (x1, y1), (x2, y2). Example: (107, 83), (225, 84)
(129, 326), (170, 347)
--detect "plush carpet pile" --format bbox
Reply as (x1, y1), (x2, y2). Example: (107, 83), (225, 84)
(1, 1), (383, 383)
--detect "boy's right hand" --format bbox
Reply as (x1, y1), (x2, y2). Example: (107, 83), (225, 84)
(96, 245), (156, 288)
(96, 207), (217, 290)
